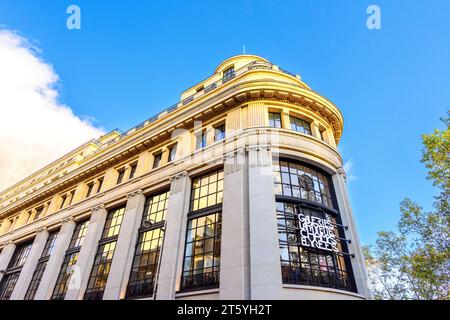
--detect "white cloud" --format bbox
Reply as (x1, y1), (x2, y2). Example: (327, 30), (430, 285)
(343, 159), (358, 182)
(0, 29), (104, 191)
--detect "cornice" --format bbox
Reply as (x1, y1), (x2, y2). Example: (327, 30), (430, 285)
(0, 75), (343, 219)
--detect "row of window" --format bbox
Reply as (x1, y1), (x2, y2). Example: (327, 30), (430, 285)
(269, 112), (325, 140)
(0, 160), (353, 299)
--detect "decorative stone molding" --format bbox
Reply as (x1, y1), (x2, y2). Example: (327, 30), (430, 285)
(0, 240), (14, 247)
(337, 167), (347, 182)
(169, 171), (188, 195)
(91, 204), (106, 213)
(61, 216), (74, 225)
(247, 144), (272, 168)
(36, 227), (48, 234)
(224, 147), (246, 175)
(126, 189), (143, 199)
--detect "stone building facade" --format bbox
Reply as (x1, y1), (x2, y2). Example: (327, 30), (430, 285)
(0, 55), (371, 300)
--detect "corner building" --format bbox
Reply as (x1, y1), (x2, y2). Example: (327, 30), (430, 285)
(0, 55), (371, 300)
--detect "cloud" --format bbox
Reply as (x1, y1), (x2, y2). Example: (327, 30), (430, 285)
(0, 29), (104, 191)
(343, 159), (358, 182)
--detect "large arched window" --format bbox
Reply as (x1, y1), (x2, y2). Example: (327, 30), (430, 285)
(273, 159), (355, 292)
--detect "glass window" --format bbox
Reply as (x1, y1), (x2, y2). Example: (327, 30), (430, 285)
(195, 131), (207, 150)
(181, 212), (222, 291)
(126, 227), (164, 299)
(269, 112), (282, 128)
(34, 207), (44, 221)
(276, 201), (353, 292)
(86, 183), (94, 198)
(214, 124), (226, 142)
(222, 66), (235, 82)
(24, 231), (59, 300)
(0, 241), (33, 300)
(168, 144), (177, 162)
(153, 153), (162, 169)
(142, 191), (169, 225)
(97, 178), (104, 194)
(190, 169), (224, 212)
(51, 220), (89, 300)
(60, 195), (67, 209)
(129, 163), (137, 179)
(273, 159), (333, 208)
(126, 190), (169, 299)
(289, 116), (312, 135)
(116, 169), (125, 185)
(83, 207), (125, 300)
(68, 191), (75, 206)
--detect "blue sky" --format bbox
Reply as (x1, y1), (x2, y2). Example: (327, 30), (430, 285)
(0, 0), (448, 245)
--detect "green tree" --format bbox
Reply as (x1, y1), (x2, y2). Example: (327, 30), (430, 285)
(365, 110), (449, 300)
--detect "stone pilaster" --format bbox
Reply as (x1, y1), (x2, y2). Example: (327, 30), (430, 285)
(0, 241), (15, 283)
(155, 171), (190, 300)
(247, 145), (282, 299)
(34, 217), (76, 300)
(65, 204), (107, 300)
(219, 148), (250, 299)
(103, 189), (145, 300)
(10, 228), (49, 300)
(332, 168), (373, 299)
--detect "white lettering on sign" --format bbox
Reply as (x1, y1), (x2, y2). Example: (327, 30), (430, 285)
(298, 214), (338, 252)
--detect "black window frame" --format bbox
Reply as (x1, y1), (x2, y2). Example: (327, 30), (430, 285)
(152, 153), (162, 169)
(180, 168), (224, 292)
(0, 241), (34, 300)
(51, 220), (89, 300)
(274, 158), (356, 293)
(289, 116), (312, 136)
(24, 231), (59, 300)
(83, 206), (125, 300)
(214, 124), (226, 142)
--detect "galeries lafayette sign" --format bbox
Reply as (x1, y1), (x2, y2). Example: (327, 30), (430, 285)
(298, 214), (338, 252)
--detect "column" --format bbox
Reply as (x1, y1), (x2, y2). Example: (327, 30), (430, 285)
(332, 168), (373, 299)
(10, 228), (49, 300)
(247, 145), (282, 299)
(64, 204), (108, 300)
(311, 121), (322, 140)
(103, 189), (145, 300)
(282, 111), (290, 130)
(219, 148), (250, 299)
(156, 171), (190, 300)
(34, 217), (76, 300)
(0, 241), (16, 283)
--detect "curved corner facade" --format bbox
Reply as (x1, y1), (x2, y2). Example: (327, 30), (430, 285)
(0, 55), (371, 300)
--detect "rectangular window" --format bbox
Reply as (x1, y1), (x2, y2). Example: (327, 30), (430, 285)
(0, 241), (33, 300)
(24, 231), (59, 300)
(168, 144), (177, 162)
(68, 191), (75, 206)
(190, 169), (224, 212)
(152, 153), (162, 169)
(269, 112), (282, 128)
(277, 202), (353, 292)
(181, 212), (222, 291)
(86, 183), (94, 198)
(195, 131), (207, 150)
(83, 207), (125, 300)
(116, 169), (125, 185)
(60, 195), (67, 210)
(289, 116), (312, 135)
(214, 124), (226, 142)
(51, 220), (89, 300)
(34, 207), (44, 221)
(126, 191), (169, 299)
(97, 178), (104, 194)
(222, 66), (235, 83)
(129, 163), (137, 179)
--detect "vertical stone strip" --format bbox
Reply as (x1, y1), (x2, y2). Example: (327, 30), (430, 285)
(103, 189), (145, 300)
(65, 204), (107, 300)
(332, 168), (372, 299)
(220, 148), (250, 299)
(11, 228), (49, 300)
(247, 145), (282, 299)
(0, 241), (16, 283)
(156, 171), (190, 300)
(34, 217), (76, 300)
